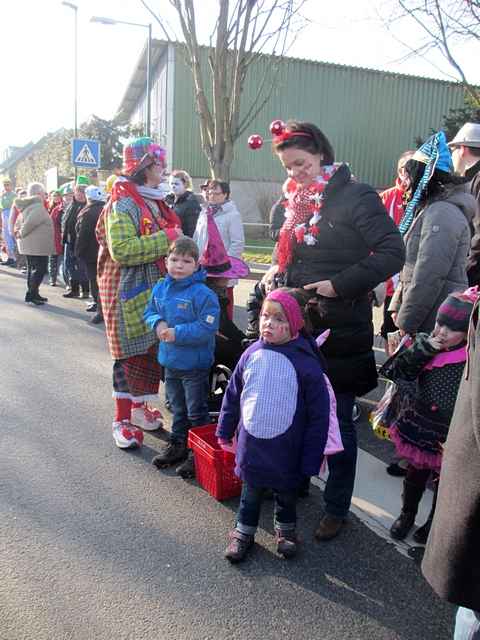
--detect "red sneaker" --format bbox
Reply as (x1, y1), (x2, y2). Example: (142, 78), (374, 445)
(131, 404), (164, 432)
(112, 421), (144, 448)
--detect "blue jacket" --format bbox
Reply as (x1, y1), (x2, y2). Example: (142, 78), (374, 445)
(144, 269), (220, 371)
(216, 334), (330, 490)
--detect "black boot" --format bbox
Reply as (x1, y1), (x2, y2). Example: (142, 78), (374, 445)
(412, 484), (438, 545)
(152, 441), (187, 469)
(63, 284), (80, 298)
(390, 480), (425, 540)
(176, 450), (196, 479)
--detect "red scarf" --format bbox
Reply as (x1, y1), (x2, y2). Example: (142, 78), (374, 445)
(277, 165), (339, 273)
(108, 180), (181, 271)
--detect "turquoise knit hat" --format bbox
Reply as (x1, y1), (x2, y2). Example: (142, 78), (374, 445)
(399, 131), (453, 235)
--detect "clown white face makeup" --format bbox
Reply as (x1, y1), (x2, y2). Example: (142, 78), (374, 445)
(169, 176), (186, 197)
(259, 300), (292, 345)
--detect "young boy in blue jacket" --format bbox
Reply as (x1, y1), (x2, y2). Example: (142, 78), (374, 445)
(144, 237), (220, 476)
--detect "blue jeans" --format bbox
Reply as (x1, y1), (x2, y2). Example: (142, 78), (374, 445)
(454, 608), (480, 639)
(324, 391), (357, 518)
(236, 482), (297, 536)
(2, 208), (15, 258)
(164, 368), (210, 444)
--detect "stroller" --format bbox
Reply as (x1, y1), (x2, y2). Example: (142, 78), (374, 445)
(208, 315), (247, 419)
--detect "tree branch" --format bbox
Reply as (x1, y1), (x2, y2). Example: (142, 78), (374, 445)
(139, 0), (173, 41)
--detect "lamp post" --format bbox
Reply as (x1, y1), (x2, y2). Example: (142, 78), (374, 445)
(90, 16), (152, 137)
(62, 1), (79, 179)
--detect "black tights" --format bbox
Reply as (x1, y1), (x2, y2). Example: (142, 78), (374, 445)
(406, 464), (438, 489)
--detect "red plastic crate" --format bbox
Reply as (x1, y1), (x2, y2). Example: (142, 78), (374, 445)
(188, 424), (242, 501)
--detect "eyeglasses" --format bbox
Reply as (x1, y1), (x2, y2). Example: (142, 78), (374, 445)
(208, 189), (224, 195)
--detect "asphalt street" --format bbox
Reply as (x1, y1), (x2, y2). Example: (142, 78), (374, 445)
(0, 266), (454, 640)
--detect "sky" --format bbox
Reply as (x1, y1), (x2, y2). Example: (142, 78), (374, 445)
(1, 0), (479, 150)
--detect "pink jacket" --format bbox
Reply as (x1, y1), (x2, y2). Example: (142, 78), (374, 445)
(316, 330), (343, 457)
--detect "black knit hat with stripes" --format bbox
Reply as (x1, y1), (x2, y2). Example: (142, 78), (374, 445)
(436, 292), (474, 332)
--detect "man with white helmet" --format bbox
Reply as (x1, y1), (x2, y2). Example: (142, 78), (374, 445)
(75, 185), (107, 324)
(449, 123), (480, 285)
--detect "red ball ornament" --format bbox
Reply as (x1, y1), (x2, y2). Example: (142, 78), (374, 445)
(270, 119), (285, 136)
(248, 134), (263, 150)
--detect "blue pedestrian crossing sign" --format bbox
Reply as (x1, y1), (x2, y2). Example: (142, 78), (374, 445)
(71, 138), (101, 168)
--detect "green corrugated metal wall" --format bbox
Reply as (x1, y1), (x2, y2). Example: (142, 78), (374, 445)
(172, 45), (466, 187)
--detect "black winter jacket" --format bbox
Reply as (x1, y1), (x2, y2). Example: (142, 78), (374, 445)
(283, 164), (405, 396)
(172, 191), (201, 237)
(62, 199), (85, 248)
(75, 201), (104, 264)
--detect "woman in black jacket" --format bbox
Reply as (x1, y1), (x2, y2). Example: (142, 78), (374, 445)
(75, 186), (106, 324)
(168, 170), (201, 237)
(261, 120), (405, 540)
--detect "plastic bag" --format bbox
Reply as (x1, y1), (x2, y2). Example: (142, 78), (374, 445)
(369, 380), (397, 440)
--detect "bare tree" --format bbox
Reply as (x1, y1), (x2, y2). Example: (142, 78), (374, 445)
(143, 0), (307, 180)
(382, 1), (480, 103)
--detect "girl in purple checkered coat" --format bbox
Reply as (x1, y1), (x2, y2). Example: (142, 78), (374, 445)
(216, 288), (330, 562)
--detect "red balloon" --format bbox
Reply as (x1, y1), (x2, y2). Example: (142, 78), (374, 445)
(270, 119), (285, 135)
(248, 134), (263, 150)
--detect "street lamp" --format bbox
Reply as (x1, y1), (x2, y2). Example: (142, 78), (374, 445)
(90, 16), (152, 137)
(62, 1), (78, 179)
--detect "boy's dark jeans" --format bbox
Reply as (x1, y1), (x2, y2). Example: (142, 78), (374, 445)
(164, 368), (210, 444)
(236, 482), (297, 536)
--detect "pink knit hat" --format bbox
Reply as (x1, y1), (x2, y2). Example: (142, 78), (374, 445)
(266, 289), (305, 336)
(199, 211), (250, 279)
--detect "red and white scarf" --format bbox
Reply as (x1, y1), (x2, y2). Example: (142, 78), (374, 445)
(277, 164), (339, 273)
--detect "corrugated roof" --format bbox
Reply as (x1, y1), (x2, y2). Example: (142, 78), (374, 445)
(115, 40), (168, 123)
(116, 38), (469, 123)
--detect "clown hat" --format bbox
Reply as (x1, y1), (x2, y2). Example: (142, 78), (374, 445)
(399, 131), (453, 235)
(199, 213), (250, 279)
(123, 136), (167, 176)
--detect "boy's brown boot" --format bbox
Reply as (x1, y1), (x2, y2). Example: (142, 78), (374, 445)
(314, 514), (345, 541)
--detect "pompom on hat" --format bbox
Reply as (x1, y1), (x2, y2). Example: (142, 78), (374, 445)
(123, 136), (167, 177)
(199, 211), (250, 279)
